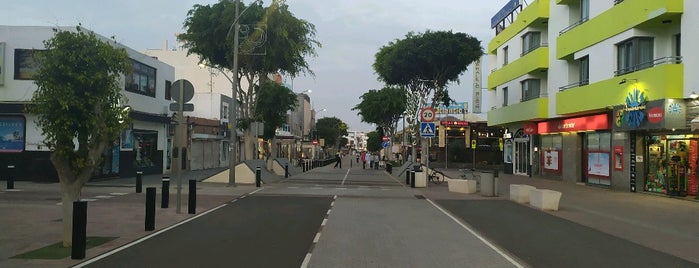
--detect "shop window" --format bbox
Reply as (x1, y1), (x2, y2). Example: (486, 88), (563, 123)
(541, 135), (562, 173)
(133, 130), (158, 169)
(586, 132), (611, 186)
(646, 136), (692, 196)
(125, 60), (157, 97)
(14, 49), (43, 80)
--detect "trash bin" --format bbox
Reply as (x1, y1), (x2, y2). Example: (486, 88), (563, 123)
(480, 171), (498, 197)
(386, 163), (392, 174)
(413, 164), (422, 172)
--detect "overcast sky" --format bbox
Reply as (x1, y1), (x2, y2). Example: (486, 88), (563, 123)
(1, 0), (509, 132)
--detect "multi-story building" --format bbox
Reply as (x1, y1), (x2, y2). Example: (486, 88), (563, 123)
(487, 0), (696, 197)
(0, 26), (175, 181)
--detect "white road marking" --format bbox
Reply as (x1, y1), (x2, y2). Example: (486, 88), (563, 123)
(341, 169), (350, 185)
(95, 195), (113, 199)
(426, 198), (525, 268)
(81, 198), (98, 202)
(287, 186), (300, 189)
(110, 192), (128, 196)
(5, 189), (22, 192)
(321, 219), (327, 226)
(313, 233), (321, 243)
(300, 253), (313, 268)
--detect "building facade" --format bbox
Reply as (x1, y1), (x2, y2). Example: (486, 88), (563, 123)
(487, 0), (697, 197)
(0, 26), (175, 181)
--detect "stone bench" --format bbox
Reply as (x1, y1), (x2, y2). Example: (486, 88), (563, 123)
(448, 179), (477, 194)
(509, 184), (537, 204)
(529, 189), (563, 211)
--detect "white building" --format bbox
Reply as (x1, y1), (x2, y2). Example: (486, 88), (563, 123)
(0, 25), (175, 181)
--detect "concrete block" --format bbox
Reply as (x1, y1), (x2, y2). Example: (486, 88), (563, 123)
(448, 179), (477, 194)
(509, 184), (537, 204)
(530, 189), (562, 211)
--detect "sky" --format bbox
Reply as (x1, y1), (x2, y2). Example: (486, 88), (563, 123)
(0, 0), (509, 132)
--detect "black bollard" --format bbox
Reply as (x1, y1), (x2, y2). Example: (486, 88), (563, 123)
(410, 171), (415, 188)
(136, 171), (143, 193)
(161, 177), (170, 208)
(6, 165), (15, 190)
(188, 180), (196, 214)
(302, 161), (306, 172)
(256, 167), (261, 187)
(406, 169), (410, 184)
(285, 164), (289, 178)
(71, 201), (87, 259)
(145, 187), (155, 231)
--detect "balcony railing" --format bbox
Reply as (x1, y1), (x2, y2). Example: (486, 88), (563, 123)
(614, 56), (682, 76)
(521, 43), (549, 57)
(558, 80), (589, 91)
(559, 17), (589, 35)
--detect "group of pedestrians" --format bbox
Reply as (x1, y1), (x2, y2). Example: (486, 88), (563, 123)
(357, 151), (381, 170)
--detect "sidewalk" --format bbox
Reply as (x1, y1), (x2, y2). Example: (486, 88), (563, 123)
(420, 168), (699, 265)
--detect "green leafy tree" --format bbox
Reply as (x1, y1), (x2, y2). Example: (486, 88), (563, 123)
(315, 117), (348, 151)
(353, 86), (405, 147)
(373, 30), (482, 159)
(255, 82), (298, 140)
(26, 26), (131, 247)
(366, 130), (383, 153)
(179, 0), (319, 123)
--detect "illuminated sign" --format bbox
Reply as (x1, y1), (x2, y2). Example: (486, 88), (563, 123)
(537, 114), (610, 134)
(424, 102), (468, 116)
(440, 120), (469, 127)
(523, 123), (537, 134)
(612, 99), (686, 131)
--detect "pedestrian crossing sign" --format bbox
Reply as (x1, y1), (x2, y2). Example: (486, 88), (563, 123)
(420, 122), (435, 137)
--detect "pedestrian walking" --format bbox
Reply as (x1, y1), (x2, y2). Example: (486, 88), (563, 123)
(366, 152), (372, 169)
(361, 151), (367, 169)
(333, 153), (342, 168)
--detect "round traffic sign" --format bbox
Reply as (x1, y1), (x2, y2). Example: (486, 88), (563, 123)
(171, 79), (195, 103)
(382, 136), (389, 142)
(420, 107), (436, 122)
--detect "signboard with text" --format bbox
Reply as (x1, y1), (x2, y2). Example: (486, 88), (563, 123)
(0, 116), (26, 153)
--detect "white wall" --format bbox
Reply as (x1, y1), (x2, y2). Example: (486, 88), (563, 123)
(683, 0), (699, 97)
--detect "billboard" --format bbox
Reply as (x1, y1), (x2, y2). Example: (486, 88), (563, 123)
(0, 116), (26, 153)
(491, 0), (522, 28)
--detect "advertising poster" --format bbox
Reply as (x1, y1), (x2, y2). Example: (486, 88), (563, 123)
(588, 152), (610, 177)
(543, 150), (559, 171)
(614, 146), (623, 171)
(120, 129), (133, 149)
(0, 116), (25, 153)
(689, 140), (698, 195)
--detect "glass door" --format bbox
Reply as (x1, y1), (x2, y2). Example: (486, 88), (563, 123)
(514, 137), (530, 175)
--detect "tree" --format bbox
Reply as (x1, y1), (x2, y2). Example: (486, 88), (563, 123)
(373, 30), (482, 160)
(179, 0), (319, 127)
(254, 81), (298, 158)
(26, 26), (131, 247)
(315, 117), (348, 152)
(352, 86), (405, 152)
(366, 130), (383, 153)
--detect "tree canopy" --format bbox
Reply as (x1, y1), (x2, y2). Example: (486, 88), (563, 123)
(179, 0), (320, 120)
(352, 86), (405, 140)
(26, 26), (131, 246)
(254, 81), (298, 140)
(315, 117), (348, 149)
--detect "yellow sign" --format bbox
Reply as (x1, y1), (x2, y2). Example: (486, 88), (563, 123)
(438, 125), (445, 147)
(471, 140), (476, 149)
(499, 138), (504, 151)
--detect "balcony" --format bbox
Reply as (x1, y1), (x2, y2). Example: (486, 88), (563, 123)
(557, 0), (683, 59)
(488, 0), (549, 54)
(488, 97), (549, 126)
(556, 63), (683, 115)
(488, 46), (548, 89)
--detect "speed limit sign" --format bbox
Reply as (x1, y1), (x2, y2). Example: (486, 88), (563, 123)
(420, 107), (436, 122)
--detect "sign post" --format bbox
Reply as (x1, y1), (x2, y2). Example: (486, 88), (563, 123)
(170, 79), (194, 214)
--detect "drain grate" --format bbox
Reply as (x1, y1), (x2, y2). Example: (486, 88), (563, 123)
(414, 195), (425, 199)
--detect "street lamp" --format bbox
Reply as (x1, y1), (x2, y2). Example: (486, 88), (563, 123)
(224, 0), (262, 187)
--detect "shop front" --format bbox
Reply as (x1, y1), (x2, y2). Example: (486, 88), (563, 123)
(613, 98), (697, 197)
(535, 113), (612, 186)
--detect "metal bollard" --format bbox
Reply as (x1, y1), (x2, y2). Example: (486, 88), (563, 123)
(161, 177), (170, 208)
(188, 180), (196, 214)
(256, 167), (261, 187)
(136, 171), (143, 193)
(6, 165), (15, 190)
(302, 161), (306, 172)
(410, 171), (415, 188)
(406, 169), (410, 184)
(145, 187), (156, 231)
(285, 164), (289, 178)
(71, 201), (87, 259)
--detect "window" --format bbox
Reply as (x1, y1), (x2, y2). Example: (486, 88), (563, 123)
(579, 56), (589, 85)
(133, 130), (158, 169)
(503, 46), (509, 65)
(522, 32), (541, 55)
(14, 49), (42, 80)
(521, 79), (541, 101)
(165, 80), (172, 100)
(580, 0), (589, 21)
(222, 103), (229, 120)
(125, 60), (157, 97)
(616, 37), (653, 75)
(674, 34), (681, 57)
(503, 87), (508, 106)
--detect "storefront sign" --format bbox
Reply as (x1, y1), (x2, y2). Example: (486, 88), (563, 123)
(613, 99), (686, 131)
(537, 114), (610, 134)
(424, 102), (468, 117)
(523, 123), (537, 135)
(630, 135), (636, 192)
(0, 116), (25, 152)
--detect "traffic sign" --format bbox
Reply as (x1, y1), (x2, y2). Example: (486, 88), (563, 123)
(169, 103), (194, 112)
(382, 136), (389, 142)
(419, 107), (436, 122)
(381, 141), (390, 148)
(171, 79), (194, 103)
(420, 122), (436, 137)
